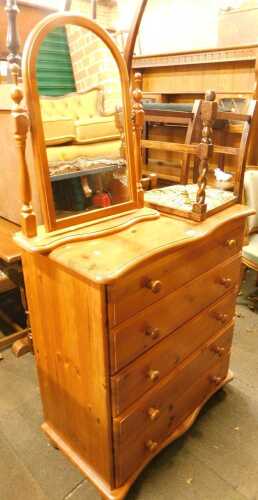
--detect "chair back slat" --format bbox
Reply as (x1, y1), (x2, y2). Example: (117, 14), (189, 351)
(217, 111), (252, 122)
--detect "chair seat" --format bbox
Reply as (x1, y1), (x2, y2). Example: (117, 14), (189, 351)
(144, 184), (236, 213)
(143, 102), (193, 113)
(242, 233), (258, 265)
(142, 102), (227, 129)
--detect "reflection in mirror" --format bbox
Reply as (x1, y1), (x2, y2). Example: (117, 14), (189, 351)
(37, 24), (129, 220)
(67, 0), (143, 54)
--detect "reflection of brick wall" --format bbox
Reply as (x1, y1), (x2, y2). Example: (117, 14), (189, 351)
(70, 0), (118, 30)
(67, 1), (121, 113)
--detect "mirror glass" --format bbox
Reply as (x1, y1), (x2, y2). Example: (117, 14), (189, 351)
(36, 24), (130, 220)
(67, 0), (143, 53)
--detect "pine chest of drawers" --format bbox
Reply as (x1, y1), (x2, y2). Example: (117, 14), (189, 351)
(21, 206), (251, 499)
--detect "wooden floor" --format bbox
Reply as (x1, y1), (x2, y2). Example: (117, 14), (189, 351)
(0, 271), (257, 500)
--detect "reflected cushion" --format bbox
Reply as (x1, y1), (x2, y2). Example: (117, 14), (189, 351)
(75, 115), (120, 144)
(66, 90), (100, 120)
(40, 89), (100, 121)
(43, 117), (75, 146)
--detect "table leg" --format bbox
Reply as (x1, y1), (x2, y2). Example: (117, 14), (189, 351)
(12, 285), (33, 357)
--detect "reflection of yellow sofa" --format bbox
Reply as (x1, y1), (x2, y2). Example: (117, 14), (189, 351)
(40, 86), (122, 174)
(40, 86), (126, 212)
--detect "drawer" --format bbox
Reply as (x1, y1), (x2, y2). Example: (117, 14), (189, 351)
(113, 334), (232, 486)
(110, 255), (240, 374)
(111, 292), (236, 413)
(108, 220), (244, 326)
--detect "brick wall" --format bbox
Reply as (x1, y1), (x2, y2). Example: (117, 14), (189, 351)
(67, 0), (121, 113)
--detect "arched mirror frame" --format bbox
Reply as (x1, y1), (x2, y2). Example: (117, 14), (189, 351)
(22, 12), (141, 233)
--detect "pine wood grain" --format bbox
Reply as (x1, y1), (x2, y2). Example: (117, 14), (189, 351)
(108, 221), (243, 326)
(114, 347), (232, 486)
(110, 257), (239, 416)
(110, 290), (235, 374)
(22, 251), (114, 486)
(48, 206), (252, 286)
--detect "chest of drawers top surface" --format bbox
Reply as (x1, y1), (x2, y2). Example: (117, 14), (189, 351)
(49, 205), (251, 284)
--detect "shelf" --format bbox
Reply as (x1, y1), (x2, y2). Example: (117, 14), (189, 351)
(50, 164), (119, 182)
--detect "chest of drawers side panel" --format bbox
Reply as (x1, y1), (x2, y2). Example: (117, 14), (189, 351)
(21, 251), (114, 487)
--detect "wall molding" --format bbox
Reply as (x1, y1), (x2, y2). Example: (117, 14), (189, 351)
(133, 45), (258, 69)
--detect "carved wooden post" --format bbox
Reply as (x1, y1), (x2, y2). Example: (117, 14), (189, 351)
(5, 0), (21, 78)
(193, 90), (217, 218)
(132, 72), (144, 207)
(11, 63), (37, 238)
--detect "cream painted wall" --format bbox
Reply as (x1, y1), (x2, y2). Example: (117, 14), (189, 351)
(116, 0), (258, 55)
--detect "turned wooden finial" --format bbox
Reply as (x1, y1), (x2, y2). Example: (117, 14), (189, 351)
(132, 72), (144, 207)
(205, 89), (216, 102)
(11, 63), (37, 237)
(193, 90), (217, 218)
(133, 72), (143, 90)
(5, 0), (21, 79)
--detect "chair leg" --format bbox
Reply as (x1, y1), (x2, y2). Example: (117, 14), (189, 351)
(12, 285), (33, 357)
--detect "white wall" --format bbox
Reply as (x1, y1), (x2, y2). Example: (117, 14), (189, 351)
(19, 0), (66, 9)
(118, 0), (258, 55)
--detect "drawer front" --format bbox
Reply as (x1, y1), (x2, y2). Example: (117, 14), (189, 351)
(110, 255), (240, 374)
(108, 221), (244, 326)
(114, 342), (231, 486)
(111, 292), (236, 414)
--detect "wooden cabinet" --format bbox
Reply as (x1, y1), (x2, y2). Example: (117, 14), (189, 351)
(21, 205), (251, 499)
(13, 12), (254, 500)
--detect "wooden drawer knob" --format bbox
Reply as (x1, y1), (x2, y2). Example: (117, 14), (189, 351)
(145, 440), (158, 452)
(145, 279), (162, 294)
(210, 345), (225, 357)
(220, 277), (232, 288)
(215, 312), (229, 324)
(148, 407), (160, 421)
(148, 369), (160, 382)
(209, 375), (222, 385)
(145, 327), (160, 340)
(225, 239), (237, 249)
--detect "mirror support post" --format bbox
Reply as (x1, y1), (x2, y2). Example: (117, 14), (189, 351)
(132, 72), (144, 207)
(11, 63), (37, 237)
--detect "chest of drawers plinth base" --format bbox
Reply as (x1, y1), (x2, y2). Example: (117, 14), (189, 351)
(41, 369), (233, 500)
